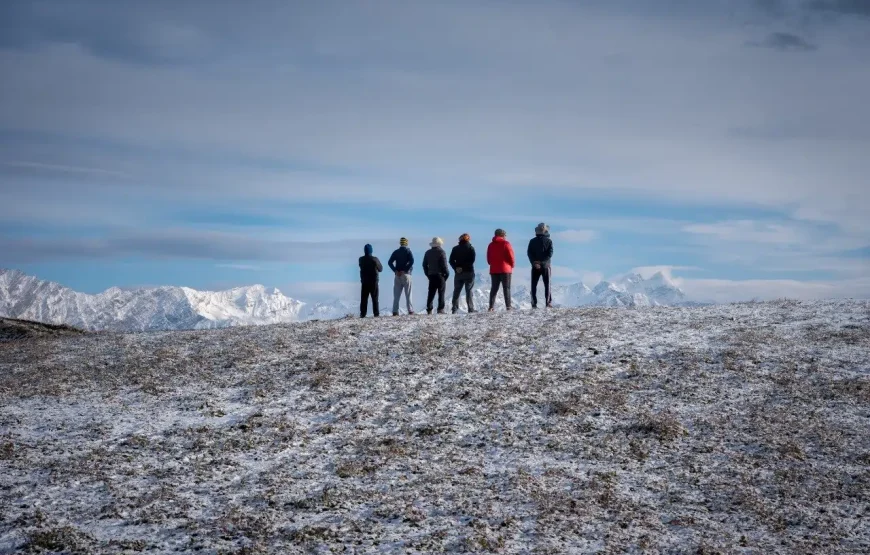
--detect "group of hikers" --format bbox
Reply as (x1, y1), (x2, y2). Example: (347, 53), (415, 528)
(358, 223), (554, 317)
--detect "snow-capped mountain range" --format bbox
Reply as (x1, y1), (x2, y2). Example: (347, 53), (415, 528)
(0, 268), (691, 332)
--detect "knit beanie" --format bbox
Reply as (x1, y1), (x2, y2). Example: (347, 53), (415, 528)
(459, 233), (471, 243)
(364, 244), (373, 255)
(399, 237), (408, 247)
(494, 228), (506, 238)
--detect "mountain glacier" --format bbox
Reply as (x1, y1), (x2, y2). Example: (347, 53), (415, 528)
(0, 268), (691, 331)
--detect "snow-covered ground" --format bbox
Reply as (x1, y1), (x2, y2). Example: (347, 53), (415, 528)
(1, 301), (868, 553)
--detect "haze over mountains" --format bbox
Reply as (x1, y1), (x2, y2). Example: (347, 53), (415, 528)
(0, 269), (689, 332)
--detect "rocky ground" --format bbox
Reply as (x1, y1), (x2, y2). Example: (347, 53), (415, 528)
(0, 300), (868, 553)
(0, 319), (84, 342)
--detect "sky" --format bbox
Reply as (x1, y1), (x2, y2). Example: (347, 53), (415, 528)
(0, 0), (868, 303)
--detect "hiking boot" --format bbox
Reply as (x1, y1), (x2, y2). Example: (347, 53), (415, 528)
(452, 309), (458, 314)
(488, 307), (494, 312)
(408, 311), (415, 315)
(393, 312), (399, 316)
(427, 309), (432, 315)
(437, 309), (447, 314)
(468, 309), (477, 313)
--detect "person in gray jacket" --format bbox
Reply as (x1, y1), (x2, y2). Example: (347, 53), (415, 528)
(422, 237), (449, 314)
(388, 237), (415, 315)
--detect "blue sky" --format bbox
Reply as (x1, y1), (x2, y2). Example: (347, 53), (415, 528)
(1, 0), (868, 302)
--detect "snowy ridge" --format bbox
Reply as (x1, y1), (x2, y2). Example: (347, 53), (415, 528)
(1, 300), (867, 552)
(0, 269), (691, 331)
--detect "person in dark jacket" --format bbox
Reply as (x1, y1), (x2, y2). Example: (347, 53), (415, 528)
(449, 233), (476, 314)
(527, 222), (554, 308)
(422, 237), (449, 314)
(487, 228), (515, 311)
(388, 237), (415, 316)
(359, 244), (383, 318)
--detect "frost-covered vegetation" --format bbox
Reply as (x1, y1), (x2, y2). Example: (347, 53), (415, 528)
(1, 300), (868, 553)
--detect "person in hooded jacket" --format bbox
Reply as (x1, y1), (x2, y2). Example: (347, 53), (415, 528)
(449, 233), (476, 314)
(359, 244), (383, 318)
(486, 228), (515, 311)
(422, 237), (449, 314)
(388, 237), (415, 316)
(527, 222), (554, 308)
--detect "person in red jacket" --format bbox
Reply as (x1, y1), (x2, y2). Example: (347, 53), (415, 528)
(486, 228), (515, 311)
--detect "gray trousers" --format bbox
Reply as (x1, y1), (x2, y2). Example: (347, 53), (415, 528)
(392, 273), (414, 314)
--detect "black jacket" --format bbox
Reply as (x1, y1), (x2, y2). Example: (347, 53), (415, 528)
(359, 255), (383, 284)
(422, 247), (449, 278)
(527, 233), (554, 266)
(388, 247), (414, 274)
(449, 241), (476, 274)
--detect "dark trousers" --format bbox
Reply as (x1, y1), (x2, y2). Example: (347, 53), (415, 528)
(452, 271), (475, 312)
(531, 265), (552, 307)
(489, 273), (512, 309)
(426, 275), (446, 312)
(360, 282), (379, 317)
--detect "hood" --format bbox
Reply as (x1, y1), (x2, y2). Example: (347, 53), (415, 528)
(535, 232), (550, 238)
(492, 236), (506, 242)
(364, 244), (373, 256)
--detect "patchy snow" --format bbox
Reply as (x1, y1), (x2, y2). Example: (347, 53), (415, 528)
(1, 300), (868, 553)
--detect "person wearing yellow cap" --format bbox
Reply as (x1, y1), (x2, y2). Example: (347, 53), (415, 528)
(388, 237), (415, 316)
(449, 233), (476, 313)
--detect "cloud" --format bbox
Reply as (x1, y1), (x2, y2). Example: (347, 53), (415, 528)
(629, 265), (701, 282)
(1, 160), (133, 178)
(683, 220), (804, 245)
(747, 32), (818, 51)
(552, 230), (596, 243)
(0, 230), (369, 264)
(215, 263), (261, 271)
(806, 0), (870, 17)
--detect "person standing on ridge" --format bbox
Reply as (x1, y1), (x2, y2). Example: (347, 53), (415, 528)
(388, 237), (415, 316)
(449, 233), (476, 314)
(487, 228), (515, 311)
(359, 244), (383, 318)
(527, 222), (554, 308)
(422, 237), (449, 314)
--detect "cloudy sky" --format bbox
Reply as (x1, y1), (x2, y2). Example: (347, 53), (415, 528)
(1, 0), (868, 302)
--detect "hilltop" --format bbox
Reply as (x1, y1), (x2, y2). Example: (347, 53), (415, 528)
(0, 301), (868, 553)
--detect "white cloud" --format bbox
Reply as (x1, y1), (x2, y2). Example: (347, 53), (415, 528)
(552, 229), (596, 243)
(683, 220), (803, 245)
(216, 263), (261, 271)
(629, 265), (701, 283)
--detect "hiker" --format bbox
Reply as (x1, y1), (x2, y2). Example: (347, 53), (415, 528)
(359, 244), (383, 318)
(449, 233), (476, 314)
(527, 222), (554, 308)
(486, 228), (515, 311)
(422, 237), (449, 314)
(388, 237), (415, 316)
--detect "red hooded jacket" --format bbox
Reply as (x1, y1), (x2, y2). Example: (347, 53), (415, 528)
(487, 236), (515, 274)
